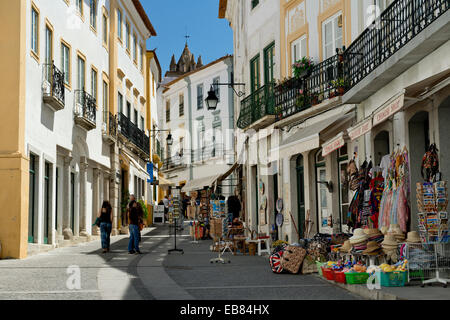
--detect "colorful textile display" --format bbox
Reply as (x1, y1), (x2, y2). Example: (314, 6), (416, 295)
(378, 147), (411, 233)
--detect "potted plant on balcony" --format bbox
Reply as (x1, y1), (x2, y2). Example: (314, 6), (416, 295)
(331, 78), (347, 96)
(311, 92), (319, 106)
(276, 78), (290, 94)
(293, 57), (314, 79)
(295, 89), (311, 110)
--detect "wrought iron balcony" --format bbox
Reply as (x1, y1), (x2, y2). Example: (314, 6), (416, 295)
(118, 113), (150, 157)
(237, 83), (276, 129)
(272, 54), (343, 121)
(344, 0), (449, 102)
(102, 111), (117, 144)
(42, 63), (65, 111)
(161, 154), (187, 171)
(74, 90), (96, 131)
(193, 144), (225, 162)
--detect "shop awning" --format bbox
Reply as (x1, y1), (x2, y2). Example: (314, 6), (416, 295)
(158, 176), (176, 188)
(182, 174), (222, 193)
(275, 108), (355, 157)
(322, 132), (346, 157)
(217, 161), (241, 183)
(122, 151), (149, 178)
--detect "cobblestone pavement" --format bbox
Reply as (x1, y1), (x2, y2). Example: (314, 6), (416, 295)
(0, 223), (360, 300)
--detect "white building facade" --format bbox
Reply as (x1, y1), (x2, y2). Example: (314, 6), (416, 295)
(24, 0), (156, 251)
(220, 0), (450, 243)
(159, 53), (236, 196)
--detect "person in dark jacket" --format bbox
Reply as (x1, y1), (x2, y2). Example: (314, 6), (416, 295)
(227, 195), (241, 220)
(98, 201), (113, 253)
(127, 203), (141, 254)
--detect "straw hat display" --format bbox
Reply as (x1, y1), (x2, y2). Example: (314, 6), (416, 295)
(339, 240), (352, 253)
(381, 234), (398, 247)
(350, 228), (369, 244)
(406, 231), (421, 244)
(387, 224), (405, 242)
(362, 241), (382, 256)
(380, 226), (389, 235)
(366, 228), (381, 236)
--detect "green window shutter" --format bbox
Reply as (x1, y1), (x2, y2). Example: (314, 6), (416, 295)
(250, 54), (260, 93)
(264, 42), (275, 85)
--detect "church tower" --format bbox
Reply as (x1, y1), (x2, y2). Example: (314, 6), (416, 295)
(164, 43), (203, 78)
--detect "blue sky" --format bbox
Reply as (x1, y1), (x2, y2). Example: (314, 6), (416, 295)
(142, 0), (233, 77)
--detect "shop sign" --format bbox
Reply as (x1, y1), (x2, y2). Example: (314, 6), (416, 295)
(322, 133), (345, 157)
(373, 94), (404, 126)
(348, 118), (372, 141)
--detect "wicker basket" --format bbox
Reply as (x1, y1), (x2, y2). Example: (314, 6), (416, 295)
(301, 255), (318, 274)
(281, 246), (307, 274)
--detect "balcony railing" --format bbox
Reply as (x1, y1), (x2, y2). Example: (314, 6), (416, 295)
(344, 0), (449, 89)
(237, 83), (275, 129)
(193, 144), (225, 162)
(42, 63), (65, 111)
(238, 0), (449, 128)
(118, 113), (150, 157)
(74, 90), (96, 130)
(161, 154), (186, 171)
(102, 111), (117, 141)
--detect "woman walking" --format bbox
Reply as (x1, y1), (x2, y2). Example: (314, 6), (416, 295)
(98, 201), (113, 253)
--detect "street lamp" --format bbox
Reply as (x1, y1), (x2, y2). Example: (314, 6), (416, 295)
(166, 133), (173, 146)
(205, 86), (219, 111)
(205, 79), (246, 111)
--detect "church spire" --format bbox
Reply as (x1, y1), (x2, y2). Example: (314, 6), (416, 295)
(170, 54), (176, 71)
(197, 56), (203, 68)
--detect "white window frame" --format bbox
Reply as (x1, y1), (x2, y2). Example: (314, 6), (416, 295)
(322, 11), (343, 60)
(291, 35), (307, 64)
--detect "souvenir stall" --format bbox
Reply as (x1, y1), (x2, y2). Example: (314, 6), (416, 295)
(316, 145), (450, 287)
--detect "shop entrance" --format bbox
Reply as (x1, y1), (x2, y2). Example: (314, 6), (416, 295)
(28, 154), (37, 243)
(296, 155), (305, 238)
(374, 131), (390, 166)
(438, 96), (450, 181)
(272, 171), (279, 240)
(408, 111), (430, 231)
(337, 144), (350, 233)
(315, 149), (329, 233)
(43, 162), (50, 244)
(251, 165), (258, 230)
(70, 172), (75, 231)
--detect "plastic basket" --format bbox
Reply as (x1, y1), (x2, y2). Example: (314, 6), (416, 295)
(316, 262), (326, 276)
(334, 271), (347, 284)
(322, 267), (335, 281)
(379, 271), (407, 287)
(345, 272), (370, 284)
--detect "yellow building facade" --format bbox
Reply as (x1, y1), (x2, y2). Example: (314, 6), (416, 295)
(0, 0), (156, 258)
(0, 0), (29, 259)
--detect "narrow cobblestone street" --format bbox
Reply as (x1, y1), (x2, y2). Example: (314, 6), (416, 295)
(0, 224), (359, 300)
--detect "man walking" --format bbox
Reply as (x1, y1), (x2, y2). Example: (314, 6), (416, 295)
(162, 195), (169, 222)
(128, 203), (141, 254)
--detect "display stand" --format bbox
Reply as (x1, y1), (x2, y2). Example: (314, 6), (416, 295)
(190, 206), (199, 244)
(168, 189), (184, 255)
(210, 216), (231, 264)
(168, 217), (184, 255)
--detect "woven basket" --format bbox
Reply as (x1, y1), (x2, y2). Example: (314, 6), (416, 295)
(281, 246), (307, 274)
(301, 255), (318, 274)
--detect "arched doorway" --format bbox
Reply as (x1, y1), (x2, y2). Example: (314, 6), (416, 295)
(296, 155), (305, 238)
(374, 130), (390, 166)
(409, 111), (430, 231)
(438, 96), (450, 181)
